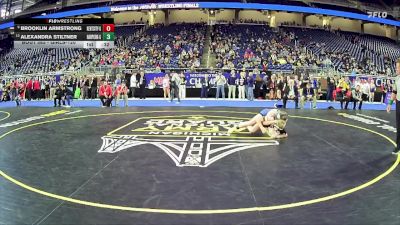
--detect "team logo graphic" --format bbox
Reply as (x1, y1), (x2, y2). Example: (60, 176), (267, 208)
(98, 115), (279, 167)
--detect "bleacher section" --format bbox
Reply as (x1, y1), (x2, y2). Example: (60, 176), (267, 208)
(0, 23), (399, 76)
(282, 26), (399, 75)
(129, 23), (206, 68)
(0, 48), (82, 74)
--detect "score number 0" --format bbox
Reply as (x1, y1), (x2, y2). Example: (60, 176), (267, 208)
(102, 24), (115, 32)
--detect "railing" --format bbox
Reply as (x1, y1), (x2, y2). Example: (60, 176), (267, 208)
(1, 65), (336, 79)
(0, 71), (75, 80)
(77, 65), (306, 75)
(2, 64), (393, 83)
(339, 72), (394, 78)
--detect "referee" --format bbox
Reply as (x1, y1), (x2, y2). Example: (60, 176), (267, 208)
(387, 58), (400, 155)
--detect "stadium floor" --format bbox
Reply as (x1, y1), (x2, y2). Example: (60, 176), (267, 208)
(0, 107), (399, 225)
(0, 98), (394, 110)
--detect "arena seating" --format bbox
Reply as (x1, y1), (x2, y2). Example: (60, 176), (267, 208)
(212, 24), (296, 70)
(129, 23), (206, 68)
(282, 26), (398, 75)
(0, 23), (399, 76)
(115, 25), (145, 47)
(0, 36), (13, 56)
(0, 48), (82, 74)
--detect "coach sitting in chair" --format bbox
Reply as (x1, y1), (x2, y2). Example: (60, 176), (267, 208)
(300, 83), (317, 109)
(283, 79), (299, 109)
(54, 85), (64, 107)
(345, 85), (363, 110)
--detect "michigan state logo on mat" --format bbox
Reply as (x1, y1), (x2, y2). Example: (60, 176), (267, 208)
(98, 115), (279, 167)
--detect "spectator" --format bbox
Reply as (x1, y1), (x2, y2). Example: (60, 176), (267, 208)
(50, 77), (57, 99)
(254, 74), (263, 99)
(215, 72), (226, 99)
(26, 78), (33, 101)
(300, 83), (317, 109)
(294, 75), (301, 88)
(66, 76), (74, 93)
(162, 74), (170, 100)
(179, 73), (186, 99)
(369, 80), (376, 102)
(148, 80), (156, 89)
(115, 82), (129, 107)
(276, 74), (284, 100)
(361, 79), (370, 102)
(33, 78), (41, 100)
(238, 72), (246, 99)
(1, 86), (10, 102)
(15, 84), (24, 107)
(326, 76), (335, 102)
(244, 72), (248, 99)
(53, 85), (64, 107)
(82, 76), (90, 99)
(63, 85), (73, 108)
(337, 77), (350, 109)
(200, 74), (210, 99)
(18, 79), (25, 100)
(283, 79), (299, 109)
(91, 76), (98, 99)
(247, 72), (254, 101)
(40, 79), (45, 99)
(346, 84), (363, 110)
(130, 73), (138, 98)
(381, 79), (390, 103)
(169, 72), (180, 103)
(228, 70), (237, 99)
(44, 79), (50, 99)
(10, 80), (17, 101)
(312, 77), (320, 99)
(78, 77), (84, 99)
(300, 74), (309, 89)
(354, 77), (361, 88)
(0, 83), (3, 101)
(138, 72), (146, 100)
(267, 74), (277, 100)
(115, 75), (121, 87)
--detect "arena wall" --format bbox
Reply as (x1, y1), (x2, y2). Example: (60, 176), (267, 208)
(364, 23), (386, 37)
(331, 18), (362, 33)
(384, 25), (397, 40)
(110, 9), (397, 39)
(275, 12), (303, 26)
(238, 10), (268, 22)
(154, 10), (165, 24)
(169, 9), (208, 23)
(113, 11), (148, 24)
(305, 15), (323, 27)
(216, 9), (235, 22)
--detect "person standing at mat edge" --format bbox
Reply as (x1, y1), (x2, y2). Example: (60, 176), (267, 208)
(386, 58), (400, 155)
(138, 71), (146, 100)
(169, 72), (181, 103)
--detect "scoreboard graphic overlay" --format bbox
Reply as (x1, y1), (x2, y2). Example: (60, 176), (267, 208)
(14, 18), (115, 49)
